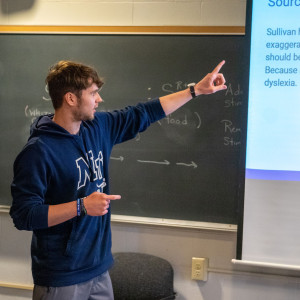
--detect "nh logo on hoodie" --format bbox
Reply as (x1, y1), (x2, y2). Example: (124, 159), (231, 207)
(75, 150), (106, 192)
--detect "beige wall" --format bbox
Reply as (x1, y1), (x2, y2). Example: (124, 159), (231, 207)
(0, 0), (246, 27)
(1, 0), (300, 299)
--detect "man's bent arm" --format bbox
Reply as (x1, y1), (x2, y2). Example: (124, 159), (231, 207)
(48, 192), (121, 227)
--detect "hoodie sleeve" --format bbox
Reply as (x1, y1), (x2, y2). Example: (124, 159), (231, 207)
(10, 142), (49, 231)
(103, 98), (166, 145)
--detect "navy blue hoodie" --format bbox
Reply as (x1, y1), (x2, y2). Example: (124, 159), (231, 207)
(10, 99), (165, 287)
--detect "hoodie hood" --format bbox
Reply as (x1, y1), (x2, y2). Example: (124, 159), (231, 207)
(29, 114), (74, 139)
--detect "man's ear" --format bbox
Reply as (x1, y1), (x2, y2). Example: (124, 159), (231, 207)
(64, 92), (77, 107)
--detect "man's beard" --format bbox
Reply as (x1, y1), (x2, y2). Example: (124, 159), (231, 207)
(73, 98), (95, 121)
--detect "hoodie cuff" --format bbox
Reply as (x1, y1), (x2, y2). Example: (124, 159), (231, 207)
(31, 204), (49, 229)
(143, 98), (166, 122)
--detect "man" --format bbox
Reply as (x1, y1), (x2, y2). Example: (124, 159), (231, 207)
(10, 60), (226, 299)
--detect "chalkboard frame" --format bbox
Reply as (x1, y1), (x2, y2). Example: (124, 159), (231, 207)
(0, 25), (245, 35)
(0, 26), (247, 227)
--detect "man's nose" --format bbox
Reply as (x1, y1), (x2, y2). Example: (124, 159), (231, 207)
(96, 93), (103, 103)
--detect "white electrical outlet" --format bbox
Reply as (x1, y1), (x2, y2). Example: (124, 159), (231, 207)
(191, 257), (208, 281)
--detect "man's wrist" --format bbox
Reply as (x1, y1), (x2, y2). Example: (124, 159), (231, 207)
(187, 83), (196, 98)
(77, 197), (87, 216)
(81, 197), (87, 215)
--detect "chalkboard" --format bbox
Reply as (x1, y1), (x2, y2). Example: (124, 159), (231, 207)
(0, 34), (247, 224)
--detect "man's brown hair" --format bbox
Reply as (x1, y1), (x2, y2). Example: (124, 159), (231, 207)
(46, 61), (104, 110)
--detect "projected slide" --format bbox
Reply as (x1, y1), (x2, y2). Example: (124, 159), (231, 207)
(246, 0), (300, 180)
(239, 0), (300, 268)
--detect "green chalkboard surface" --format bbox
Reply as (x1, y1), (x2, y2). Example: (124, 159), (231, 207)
(0, 34), (247, 224)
